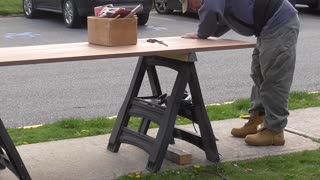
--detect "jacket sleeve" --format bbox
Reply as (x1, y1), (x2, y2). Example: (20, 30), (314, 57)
(197, 0), (230, 38)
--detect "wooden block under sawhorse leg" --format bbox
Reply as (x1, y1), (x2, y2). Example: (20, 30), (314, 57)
(166, 145), (192, 165)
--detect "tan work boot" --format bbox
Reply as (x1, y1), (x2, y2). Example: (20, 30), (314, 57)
(245, 125), (285, 146)
(231, 112), (264, 138)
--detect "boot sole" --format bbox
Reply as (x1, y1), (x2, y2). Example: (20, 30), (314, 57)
(273, 140), (285, 146)
(231, 132), (258, 138)
(245, 139), (285, 146)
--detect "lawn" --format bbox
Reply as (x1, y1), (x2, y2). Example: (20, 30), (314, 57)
(120, 150), (320, 180)
(5, 91), (320, 179)
(8, 91), (320, 146)
(0, 0), (23, 15)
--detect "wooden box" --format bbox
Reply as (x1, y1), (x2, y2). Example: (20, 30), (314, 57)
(87, 16), (137, 46)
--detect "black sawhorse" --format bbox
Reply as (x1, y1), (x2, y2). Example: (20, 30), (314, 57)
(107, 53), (220, 172)
(0, 119), (31, 179)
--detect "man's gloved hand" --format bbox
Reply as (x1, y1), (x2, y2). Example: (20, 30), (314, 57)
(181, 32), (199, 39)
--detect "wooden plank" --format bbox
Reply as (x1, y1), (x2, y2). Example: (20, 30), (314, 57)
(166, 145), (192, 165)
(0, 37), (255, 66)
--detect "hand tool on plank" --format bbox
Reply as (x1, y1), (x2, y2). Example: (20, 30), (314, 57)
(146, 38), (168, 46)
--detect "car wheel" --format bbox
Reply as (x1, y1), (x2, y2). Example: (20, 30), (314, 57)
(63, 0), (82, 28)
(23, 0), (38, 18)
(308, 1), (319, 9)
(154, 0), (174, 14)
(137, 13), (149, 25)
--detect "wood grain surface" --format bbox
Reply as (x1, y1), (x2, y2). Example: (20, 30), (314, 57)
(0, 36), (255, 66)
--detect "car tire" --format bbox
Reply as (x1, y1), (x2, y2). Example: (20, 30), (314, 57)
(23, 0), (39, 18)
(308, 1), (319, 9)
(63, 0), (82, 28)
(137, 13), (149, 25)
(154, 0), (174, 14)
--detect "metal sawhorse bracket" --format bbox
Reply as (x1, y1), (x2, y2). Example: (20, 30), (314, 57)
(0, 119), (31, 180)
(107, 53), (220, 172)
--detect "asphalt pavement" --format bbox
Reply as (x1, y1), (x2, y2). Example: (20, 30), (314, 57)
(0, 107), (319, 180)
(1, 11), (320, 128)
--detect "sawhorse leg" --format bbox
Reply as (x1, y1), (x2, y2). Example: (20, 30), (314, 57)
(187, 63), (220, 162)
(107, 57), (147, 153)
(146, 58), (191, 170)
(138, 65), (162, 134)
(0, 119), (31, 180)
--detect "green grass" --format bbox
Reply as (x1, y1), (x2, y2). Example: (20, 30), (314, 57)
(5, 91), (320, 179)
(120, 150), (320, 180)
(7, 91), (320, 146)
(0, 0), (23, 15)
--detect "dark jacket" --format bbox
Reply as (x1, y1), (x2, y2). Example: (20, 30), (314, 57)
(197, 0), (297, 38)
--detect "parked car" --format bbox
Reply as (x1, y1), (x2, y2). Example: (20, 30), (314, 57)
(293, 0), (320, 9)
(23, 0), (153, 28)
(154, 0), (301, 15)
(154, 0), (186, 14)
